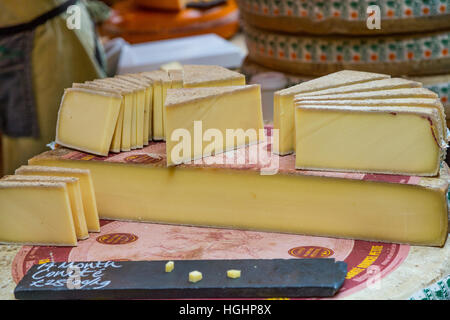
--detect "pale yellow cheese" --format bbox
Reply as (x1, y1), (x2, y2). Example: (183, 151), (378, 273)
(189, 271), (203, 283)
(227, 270), (241, 279)
(295, 78), (422, 98)
(141, 71), (172, 141)
(72, 83), (124, 153)
(0, 181), (77, 246)
(274, 70), (391, 155)
(165, 261), (174, 273)
(56, 88), (122, 156)
(182, 65), (246, 88)
(294, 105), (445, 176)
(16, 165), (100, 232)
(87, 81), (134, 152)
(297, 98), (447, 138)
(295, 88), (437, 101)
(165, 85), (264, 166)
(28, 156), (448, 247)
(2, 175), (89, 240)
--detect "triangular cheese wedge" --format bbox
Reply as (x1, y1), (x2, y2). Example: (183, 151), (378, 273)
(182, 65), (246, 88)
(165, 85), (264, 166)
(274, 70), (391, 155)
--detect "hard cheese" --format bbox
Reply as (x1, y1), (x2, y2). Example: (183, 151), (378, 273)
(2, 175), (88, 240)
(165, 85), (264, 166)
(274, 70), (390, 155)
(28, 144), (449, 247)
(182, 65), (246, 88)
(295, 78), (422, 98)
(15, 166), (100, 232)
(294, 105), (445, 176)
(56, 88), (122, 156)
(0, 181), (77, 246)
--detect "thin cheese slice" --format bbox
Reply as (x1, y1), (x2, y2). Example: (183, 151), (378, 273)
(274, 70), (391, 155)
(165, 85), (264, 166)
(0, 181), (77, 246)
(88, 80), (134, 152)
(56, 88), (122, 156)
(141, 71), (172, 141)
(297, 98), (447, 139)
(294, 105), (445, 176)
(295, 78), (422, 98)
(121, 74), (154, 142)
(182, 65), (246, 88)
(16, 165), (100, 232)
(2, 175), (89, 240)
(72, 83), (124, 153)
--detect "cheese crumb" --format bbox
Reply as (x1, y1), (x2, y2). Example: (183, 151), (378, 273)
(189, 271), (203, 283)
(165, 261), (174, 273)
(227, 269), (241, 279)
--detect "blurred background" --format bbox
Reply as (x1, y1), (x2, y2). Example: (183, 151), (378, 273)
(1, 0), (449, 175)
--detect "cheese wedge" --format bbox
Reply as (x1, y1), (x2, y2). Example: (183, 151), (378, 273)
(297, 98), (447, 139)
(141, 71), (172, 141)
(2, 175), (89, 240)
(182, 65), (246, 88)
(0, 181), (77, 246)
(72, 83), (124, 153)
(165, 85), (264, 166)
(87, 81), (134, 152)
(56, 88), (122, 156)
(295, 78), (422, 98)
(16, 165), (100, 232)
(28, 147), (449, 247)
(294, 105), (445, 176)
(274, 70), (391, 155)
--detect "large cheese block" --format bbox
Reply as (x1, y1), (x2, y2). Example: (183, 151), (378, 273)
(274, 70), (390, 155)
(0, 181), (77, 246)
(237, 0), (450, 35)
(243, 23), (450, 77)
(28, 141), (448, 247)
(294, 105), (446, 176)
(165, 85), (264, 166)
(1, 175), (88, 240)
(14, 166), (100, 233)
(56, 88), (122, 156)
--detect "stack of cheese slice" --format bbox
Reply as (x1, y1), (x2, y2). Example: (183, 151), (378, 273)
(0, 166), (100, 246)
(165, 85), (264, 166)
(275, 70), (448, 176)
(56, 65), (246, 156)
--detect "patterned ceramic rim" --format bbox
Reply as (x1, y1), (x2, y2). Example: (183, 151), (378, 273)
(238, 0), (450, 22)
(244, 24), (450, 65)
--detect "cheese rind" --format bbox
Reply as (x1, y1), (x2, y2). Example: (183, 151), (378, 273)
(182, 65), (246, 88)
(56, 88), (122, 156)
(165, 85), (264, 166)
(294, 105), (445, 176)
(0, 181), (77, 246)
(274, 70), (391, 155)
(2, 175), (89, 240)
(16, 165), (100, 233)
